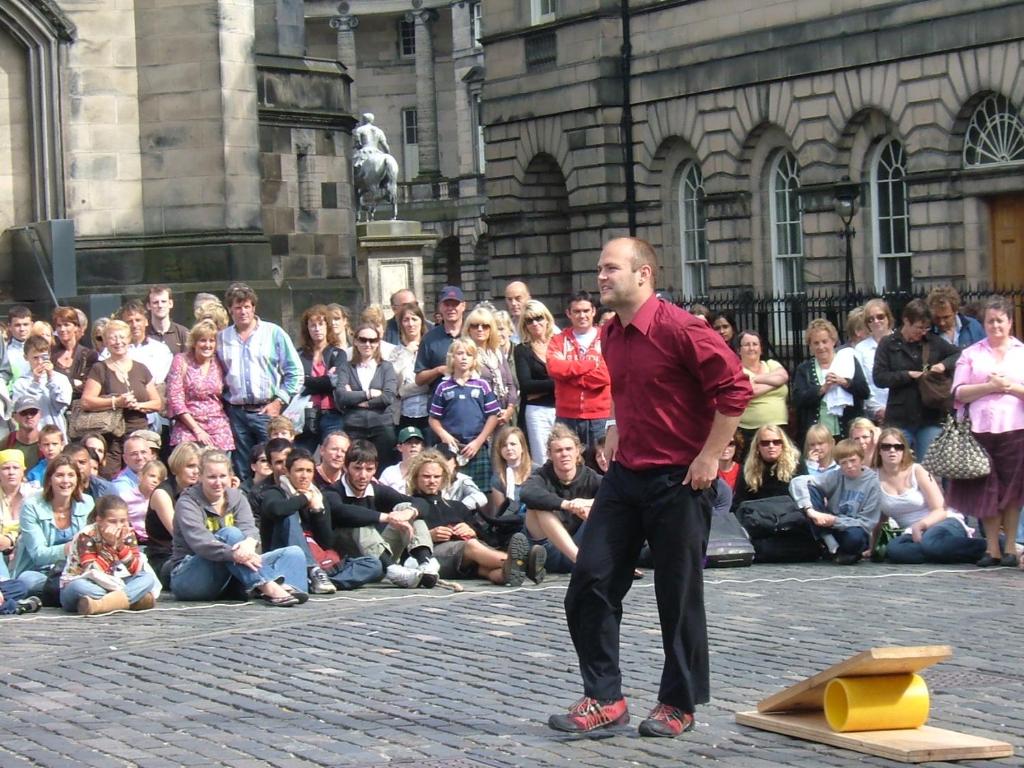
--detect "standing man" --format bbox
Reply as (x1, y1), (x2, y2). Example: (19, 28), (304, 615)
(503, 281), (531, 344)
(147, 285), (190, 355)
(1, 306), (34, 388)
(549, 238), (751, 737)
(218, 283), (304, 481)
(115, 300), (174, 385)
(414, 285), (466, 397)
(926, 286), (984, 348)
(384, 288), (419, 345)
(547, 290), (611, 449)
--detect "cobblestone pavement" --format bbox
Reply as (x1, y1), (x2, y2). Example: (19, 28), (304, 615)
(1, 562), (1022, 767)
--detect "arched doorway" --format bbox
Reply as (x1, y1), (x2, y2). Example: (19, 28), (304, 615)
(518, 153), (571, 307)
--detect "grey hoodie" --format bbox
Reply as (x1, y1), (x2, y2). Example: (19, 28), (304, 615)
(789, 467), (881, 533)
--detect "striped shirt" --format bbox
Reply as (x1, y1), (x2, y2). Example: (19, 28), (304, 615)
(218, 319), (304, 406)
(429, 376), (500, 443)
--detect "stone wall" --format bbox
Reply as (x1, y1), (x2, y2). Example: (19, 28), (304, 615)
(0, 25), (31, 282)
(483, 0), (1024, 297)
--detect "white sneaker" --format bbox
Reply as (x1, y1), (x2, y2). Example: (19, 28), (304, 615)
(403, 555), (440, 588)
(385, 563), (422, 589)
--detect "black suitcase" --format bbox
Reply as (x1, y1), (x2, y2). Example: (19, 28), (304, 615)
(705, 507), (755, 568)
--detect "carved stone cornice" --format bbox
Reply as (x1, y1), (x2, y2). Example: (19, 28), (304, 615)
(28, 0), (77, 42)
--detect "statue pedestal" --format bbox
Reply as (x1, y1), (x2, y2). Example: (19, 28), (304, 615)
(356, 220), (438, 311)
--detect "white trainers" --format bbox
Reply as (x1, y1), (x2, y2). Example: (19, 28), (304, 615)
(385, 563), (422, 589)
(403, 555), (440, 588)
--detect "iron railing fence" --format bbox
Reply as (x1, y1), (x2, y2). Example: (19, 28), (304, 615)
(671, 288), (1024, 372)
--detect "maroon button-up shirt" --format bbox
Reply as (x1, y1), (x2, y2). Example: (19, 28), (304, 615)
(601, 295), (752, 471)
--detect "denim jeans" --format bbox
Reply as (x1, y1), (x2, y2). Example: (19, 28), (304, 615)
(60, 571), (157, 612)
(527, 521), (587, 574)
(227, 406), (270, 482)
(900, 425), (942, 463)
(556, 417), (608, 450)
(886, 518), (988, 564)
(0, 578), (26, 614)
(297, 409), (345, 453)
(15, 569), (49, 598)
(170, 526), (307, 600)
(329, 556), (385, 590)
(807, 486), (870, 555)
(270, 513), (316, 569)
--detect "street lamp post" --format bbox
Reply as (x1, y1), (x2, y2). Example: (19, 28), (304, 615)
(833, 176), (860, 296)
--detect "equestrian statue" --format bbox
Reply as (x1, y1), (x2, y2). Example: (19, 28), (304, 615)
(352, 113), (400, 221)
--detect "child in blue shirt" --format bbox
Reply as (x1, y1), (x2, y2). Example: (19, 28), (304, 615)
(428, 339), (500, 492)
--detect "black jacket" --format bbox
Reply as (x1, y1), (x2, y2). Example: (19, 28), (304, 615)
(873, 330), (960, 428)
(791, 355), (869, 443)
(520, 462), (602, 536)
(333, 359), (398, 429)
(300, 346), (347, 398)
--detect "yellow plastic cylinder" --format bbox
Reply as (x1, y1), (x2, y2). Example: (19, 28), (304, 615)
(823, 673), (930, 733)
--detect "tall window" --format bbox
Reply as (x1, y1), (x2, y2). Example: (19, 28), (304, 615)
(532, 0), (556, 24)
(871, 138), (912, 291)
(963, 94), (1024, 167)
(677, 162), (708, 296)
(769, 151), (804, 294)
(473, 93), (486, 174)
(471, 2), (483, 47)
(399, 18), (416, 57)
(402, 108), (419, 180)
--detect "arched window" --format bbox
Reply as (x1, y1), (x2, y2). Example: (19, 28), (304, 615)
(871, 138), (911, 291)
(769, 151), (804, 294)
(677, 161), (707, 296)
(963, 94), (1024, 167)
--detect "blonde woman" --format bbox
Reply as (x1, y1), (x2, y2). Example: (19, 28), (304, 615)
(734, 425), (805, 507)
(464, 305), (518, 426)
(854, 298), (894, 422)
(791, 318), (869, 445)
(164, 320), (234, 450)
(514, 299), (557, 462)
(848, 416), (880, 468)
(334, 322), (398, 468)
(428, 338), (501, 491)
(80, 319), (162, 477)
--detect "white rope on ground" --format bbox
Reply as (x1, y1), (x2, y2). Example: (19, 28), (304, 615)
(12, 565), (1014, 621)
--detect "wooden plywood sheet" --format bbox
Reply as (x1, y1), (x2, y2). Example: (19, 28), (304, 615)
(757, 646), (953, 714)
(736, 710), (1014, 764)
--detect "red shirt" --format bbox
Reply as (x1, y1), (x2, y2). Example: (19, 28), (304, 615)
(601, 295), (752, 471)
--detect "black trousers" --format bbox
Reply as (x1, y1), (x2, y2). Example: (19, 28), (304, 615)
(564, 462), (712, 712)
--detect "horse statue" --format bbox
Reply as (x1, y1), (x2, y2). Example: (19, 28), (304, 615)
(352, 113), (400, 221)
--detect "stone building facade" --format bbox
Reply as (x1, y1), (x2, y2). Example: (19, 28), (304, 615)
(306, 0), (489, 308)
(0, 0), (358, 327)
(482, 0), (1024, 307)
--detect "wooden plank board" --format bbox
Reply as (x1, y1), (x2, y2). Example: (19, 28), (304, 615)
(757, 646), (953, 714)
(736, 710), (1014, 763)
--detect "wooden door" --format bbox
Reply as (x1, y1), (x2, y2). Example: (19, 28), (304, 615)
(991, 195), (1024, 288)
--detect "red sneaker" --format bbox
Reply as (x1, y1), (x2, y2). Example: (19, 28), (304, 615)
(638, 703), (695, 737)
(548, 696), (629, 733)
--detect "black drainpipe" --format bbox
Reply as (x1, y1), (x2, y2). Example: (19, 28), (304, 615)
(620, 0), (637, 235)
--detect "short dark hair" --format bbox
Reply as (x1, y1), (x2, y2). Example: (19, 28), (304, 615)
(264, 437), (293, 461)
(23, 335), (50, 355)
(901, 298), (931, 325)
(92, 494), (129, 524)
(285, 448), (316, 470)
(250, 442), (268, 465)
(344, 439), (378, 467)
(567, 290), (595, 311)
(225, 283), (258, 308)
(119, 299), (147, 319)
(8, 305), (31, 321)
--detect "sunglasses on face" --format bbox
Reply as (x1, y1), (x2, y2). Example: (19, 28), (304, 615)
(356, 337), (379, 344)
(879, 443), (905, 452)
(18, 409), (40, 417)
(469, 323), (490, 330)
(526, 316), (546, 324)
(868, 314), (887, 322)
(759, 439), (783, 447)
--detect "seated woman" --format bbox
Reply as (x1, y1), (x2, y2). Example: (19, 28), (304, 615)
(11, 456), (93, 598)
(168, 450), (308, 607)
(407, 449), (544, 586)
(489, 425), (536, 532)
(0, 449), (35, 579)
(803, 424), (837, 475)
(146, 442), (202, 585)
(59, 495), (158, 614)
(521, 425), (602, 573)
(733, 425), (805, 507)
(875, 428), (987, 564)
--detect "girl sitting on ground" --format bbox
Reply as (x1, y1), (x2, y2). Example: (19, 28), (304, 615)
(59, 495), (157, 614)
(803, 424), (837, 475)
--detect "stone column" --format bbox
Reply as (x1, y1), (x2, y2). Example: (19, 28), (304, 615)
(407, 8), (440, 178)
(330, 11), (359, 104)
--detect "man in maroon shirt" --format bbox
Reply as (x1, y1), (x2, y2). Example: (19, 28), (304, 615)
(548, 237), (752, 737)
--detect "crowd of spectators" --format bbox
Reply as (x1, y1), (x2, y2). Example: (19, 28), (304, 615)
(0, 280), (1020, 618)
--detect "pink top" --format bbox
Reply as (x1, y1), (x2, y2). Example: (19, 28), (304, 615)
(165, 352), (236, 450)
(952, 337), (1024, 434)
